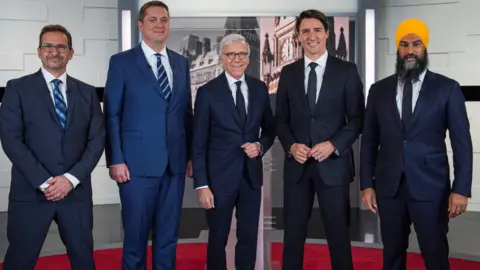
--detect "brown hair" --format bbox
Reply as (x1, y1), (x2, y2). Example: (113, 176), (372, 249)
(295, 9), (329, 33)
(38, 24), (72, 48)
(138, 1), (170, 22)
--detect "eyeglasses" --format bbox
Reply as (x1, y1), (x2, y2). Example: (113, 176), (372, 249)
(223, 52), (248, 60)
(39, 43), (70, 53)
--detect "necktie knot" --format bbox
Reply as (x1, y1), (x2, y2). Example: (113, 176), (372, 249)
(309, 62), (318, 69)
(235, 81), (242, 88)
(52, 79), (62, 88)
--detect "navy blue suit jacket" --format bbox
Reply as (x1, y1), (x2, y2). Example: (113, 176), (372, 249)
(0, 70), (105, 202)
(192, 73), (276, 192)
(360, 70), (473, 201)
(104, 45), (192, 177)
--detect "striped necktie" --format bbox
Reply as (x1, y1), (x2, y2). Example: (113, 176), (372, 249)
(51, 79), (67, 131)
(155, 53), (171, 101)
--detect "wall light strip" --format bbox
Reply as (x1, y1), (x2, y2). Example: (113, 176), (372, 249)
(365, 9), (375, 103)
(121, 10), (132, 52)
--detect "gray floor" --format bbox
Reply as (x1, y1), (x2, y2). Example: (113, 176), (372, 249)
(0, 204), (478, 263)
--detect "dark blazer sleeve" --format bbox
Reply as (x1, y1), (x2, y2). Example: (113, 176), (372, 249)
(447, 81), (473, 197)
(192, 86), (210, 188)
(275, 67), (297, 154)
(360, 84), (379, 190)
(185, 58), (193, 160)
(103, 55), (125, 166)
(257, 81), (276, 156)
(67, 85), (105, 182)
(330, 63), (365, 154)
(0, 80), (51, 189)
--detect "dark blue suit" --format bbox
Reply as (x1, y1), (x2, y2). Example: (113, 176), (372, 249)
(0, 70), (105, 269)
(192, 73), (275, 269)
(104, 44), (192, 269)
(360, 70), (473, 270)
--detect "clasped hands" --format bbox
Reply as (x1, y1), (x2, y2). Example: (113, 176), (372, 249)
(290, 141), (335, 164)
(43, 175), (73, 201)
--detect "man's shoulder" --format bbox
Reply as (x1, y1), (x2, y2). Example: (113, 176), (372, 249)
(6, 71), (42, 89)
(167, 48), (187, 61)
(428, 70), (459, 86)
(109, 47), (136, 64)
(68, 76), (96, 91)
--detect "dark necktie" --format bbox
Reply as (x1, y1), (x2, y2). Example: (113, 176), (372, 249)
(306, 62), (318, 114)
(155, 53), (171, 101)
(235, 81), (247, 126)
(402, 80), (413, 131)
(51, 79), (67, 131)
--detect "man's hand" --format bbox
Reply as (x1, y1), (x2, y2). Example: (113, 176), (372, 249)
(44, 176), (73, 201)
(290, 143), (311, 164)
(109, 163), (130, 183)
(186, 160), (193, 178)
(241, 142), (261, 158)
(310, 141), (335, 162)
(198, 188), (215, 209)
(448, 193), (468, 218)
(361, 188), (377, 214)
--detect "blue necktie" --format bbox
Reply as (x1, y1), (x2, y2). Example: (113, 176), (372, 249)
(51, 79), (67, 131)
(155, 53), (171, 101)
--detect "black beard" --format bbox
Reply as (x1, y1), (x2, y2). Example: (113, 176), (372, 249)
(395, 50), (428, 82)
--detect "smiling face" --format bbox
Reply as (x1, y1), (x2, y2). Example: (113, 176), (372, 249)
(297, 18), (329, 60)
(221, 41), (249, 80)
(138, 6), (170, 48)
(37, 31), (73, 76)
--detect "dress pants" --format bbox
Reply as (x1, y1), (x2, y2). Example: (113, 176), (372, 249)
(282, 160), (353, 270)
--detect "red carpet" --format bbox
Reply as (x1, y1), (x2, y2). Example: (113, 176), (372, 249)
(1, 242), (479, 269)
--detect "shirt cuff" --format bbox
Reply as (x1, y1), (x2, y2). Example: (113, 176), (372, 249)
(64, 173), (80, 188)
(255, 142), (263, 155)
(39, 177), (52, 191)
(196, 185), (208, 189)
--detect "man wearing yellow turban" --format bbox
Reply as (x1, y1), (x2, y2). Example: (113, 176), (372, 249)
(360, 18), (473, 270)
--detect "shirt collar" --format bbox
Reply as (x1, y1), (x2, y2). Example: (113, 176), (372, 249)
(141, 40), (168, 58)
(225, 72), (246, 87)
(304, 51), (328, 69)
(41, 67), (67, 87)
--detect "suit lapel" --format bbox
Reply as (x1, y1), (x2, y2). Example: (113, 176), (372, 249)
(65, 76), (76, 132)
(219, 72), (241, 127)
(409, 70), (432, 130)
(36, 70), (60, 128)
(387, 76), (402, 130)
(245, 76), (258, 129)
(292, 59), (310, 115)
(134, 45), (166, 100)
(166, 49), (181, 112)
(313, 55), (335, 113)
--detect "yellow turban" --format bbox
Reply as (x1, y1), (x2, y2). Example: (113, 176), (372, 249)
(395, 18), (429, 48)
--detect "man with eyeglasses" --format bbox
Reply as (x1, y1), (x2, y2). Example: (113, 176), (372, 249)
(104, 1), (193, 269)
(0, 24), (105, 269)
(192, 33), (275, 269)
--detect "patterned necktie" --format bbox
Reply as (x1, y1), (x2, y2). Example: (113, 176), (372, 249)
(235, 81), (247, 126)
(306, 62), (318, 114)
(51, 79), (67, 131)
(155, 53), (171, 101)
(402, 80), (413, 131)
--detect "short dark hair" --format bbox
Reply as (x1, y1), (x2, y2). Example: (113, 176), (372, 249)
(295, 9), (329, 33)
(38, 24), (72, 48)
(138, 1), (169, 22)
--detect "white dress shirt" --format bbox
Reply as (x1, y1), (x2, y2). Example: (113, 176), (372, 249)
(396, 69), (427, 116)
(39, 67), (80, 191)
(304, 51), (328, 102)
(225, 72), (249, 111)
(141, 40), (173, 89)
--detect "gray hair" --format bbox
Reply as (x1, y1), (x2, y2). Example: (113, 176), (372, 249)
(219, 33), (250, 56)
